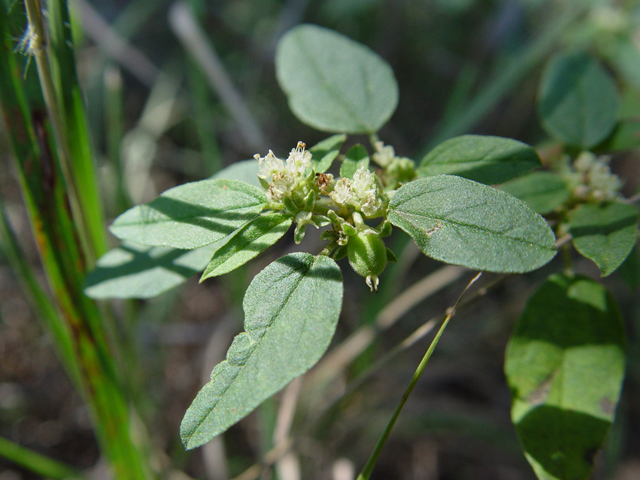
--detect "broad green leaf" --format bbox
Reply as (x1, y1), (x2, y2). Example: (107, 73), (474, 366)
(538, 51), (619, 148)
(597, 119), (640, 152)
(608, 38), (640, 90)
(200, 213), (292, 280)
(110, 179), (266, 249)
(500, 172), (570, 214)
(84, 242), (219, 299)
(505, 274), (626, 480)
(340, 144), (370, 179)
(275, 25), (398, 134)
(212, 159), (260, 187)
(181, 253), (343, 449)
(569, 202), (639, 277)
(418, 135), (541, 185)
(388, 176), (556, 272)
(309, 134), (347, 173)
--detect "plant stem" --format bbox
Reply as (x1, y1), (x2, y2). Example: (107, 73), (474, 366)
(23, 0), (96, 265)
(356, 272), (483, 480)
(0, 436), (87, 480)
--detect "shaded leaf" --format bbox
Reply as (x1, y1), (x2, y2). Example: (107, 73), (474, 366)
(84, 242), (219, 299)
(418, 135), (541, 185)
(309, 134), (347, 173)
(617, 244), (640, 291)
(110, 179), (266, 249)
(569, 202), (639, 276)
(181, 253), (343, 449)
(538, 51), (619, 148)
(505, 274), (626, 480)
(500, 171), (570, 214)
(388, 176), (556, 272)
(200, 213), (292, 280)
(340, 144), (370, 179)
(276, 24), (398, 134)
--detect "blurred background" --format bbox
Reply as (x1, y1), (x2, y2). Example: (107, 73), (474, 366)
(1, 0), (639, 479)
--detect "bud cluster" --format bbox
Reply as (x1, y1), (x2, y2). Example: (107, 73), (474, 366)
(566, 152), (622, 203)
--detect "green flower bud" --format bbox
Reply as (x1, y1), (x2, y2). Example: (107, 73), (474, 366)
(347, 232), (387, 291)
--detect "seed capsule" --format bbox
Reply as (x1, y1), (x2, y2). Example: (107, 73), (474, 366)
(347, 232), (387, 291)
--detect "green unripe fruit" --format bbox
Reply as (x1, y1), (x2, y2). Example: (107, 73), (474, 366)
(347, 232), (387, 291)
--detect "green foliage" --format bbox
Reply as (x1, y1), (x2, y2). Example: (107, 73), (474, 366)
(340, 144), (370, 179)
(110, 179), (266, 249)
(180, 253), (342, 449)
(309, 134), (347, 173)
(418, 135), (541, 185)
(200, 212), (292, 280)
(275, 25), (398, 134)
(505, 274), (626, 480)
(569, 202), (640, 277)
(388, 175), (557, 272)
(538, 51), (620, 148)
(499, 172), (570, 215)
(84, 242), (218, 299)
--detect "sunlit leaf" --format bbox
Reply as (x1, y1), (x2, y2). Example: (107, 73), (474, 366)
(276, 24), (398, 133)
(200, 213), (292, 280)
(181, 253), (343, 449)
(505, 274), (626, 480)
(110, 179), (266, 249)
(388, 176), (556, 272)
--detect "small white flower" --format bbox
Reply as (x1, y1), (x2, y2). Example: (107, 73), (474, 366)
(372, 141), (396, 167)
(256, 150), (284, 180)
(285, 141), (312, 177)
(254, 141), (312, 203)
(330, 178), (354, 206)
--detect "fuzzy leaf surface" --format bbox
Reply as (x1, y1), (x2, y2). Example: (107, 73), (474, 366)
(569, 202), (639, 276)
(200, 213), (292, 280)
(181, 253), (343, 449)
(110, 179), (266, 249)
(538, 51), (619, 148)
(340, 144), (370, 179)
(418, 135), (541, 185)
(500, 172), (570, 214)
(276, 24), (398, 133)
(388, 176), (556, 272)
(505, 274), (626, 480)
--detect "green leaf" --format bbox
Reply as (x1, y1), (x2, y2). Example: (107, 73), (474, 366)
(617, 244), (640, 291)
(212, 159), (260, 187)
(569, 202), (639, 277)
(340, 144), (370, 179)
(200, 213), (293, 280)
(608, 38), (640, 90)
(500, 172), (570, 214)
(388, 176), (556, 272)
(505, 274), (626, 480)
(275, 24), (398, 134)
(110, 179), (266, 249)
(84, 242), (219, 299)
(309, 134), (347, 173)
(181, 253), (343, 449)
(538, 51), (619, 148)
(418, 135), (541, 185)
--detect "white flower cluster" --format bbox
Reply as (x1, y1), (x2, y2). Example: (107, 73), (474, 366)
(330, 166), (384, 217)
(372, 141), (396, 167)
(255, 142), (312, 202)
(571, 152), (621, 202)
